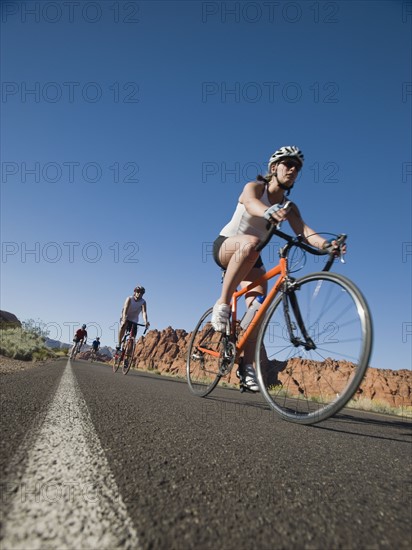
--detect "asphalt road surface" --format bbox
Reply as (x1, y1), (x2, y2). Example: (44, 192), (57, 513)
(1, 359), (411, 550)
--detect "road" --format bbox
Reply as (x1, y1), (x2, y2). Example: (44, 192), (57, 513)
(1, 359), (411, 550)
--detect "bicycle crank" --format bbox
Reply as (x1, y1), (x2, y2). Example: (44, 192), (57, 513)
(218, 340), (236, 376)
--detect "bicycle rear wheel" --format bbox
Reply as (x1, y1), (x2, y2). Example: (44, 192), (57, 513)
(70, 343), (77, 360)
(256, 272), (372, 425)
(113, 352), (121, 373)
(73, 344), (80, 360)
(186, 307), (224, 397)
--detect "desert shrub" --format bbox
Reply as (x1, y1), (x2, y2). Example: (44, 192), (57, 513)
(348, 397), (412, 418)
(0, 327), (55, 361)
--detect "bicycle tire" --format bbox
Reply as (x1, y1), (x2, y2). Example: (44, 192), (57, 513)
(70, 343), (77, 360)
(72, 344), (80, 360)
(122, 359), (130, 375)
(122, 337), (135, 375)
(113, 353), (121, 373)
(255, 272), (373, 425)
(186, 307), (223, 397)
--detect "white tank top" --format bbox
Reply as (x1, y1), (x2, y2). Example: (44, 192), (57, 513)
(126, 297), (145, 323)
(220, 186), (285, 239)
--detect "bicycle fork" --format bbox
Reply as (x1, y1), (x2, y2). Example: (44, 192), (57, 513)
(282, 281), (316, 351)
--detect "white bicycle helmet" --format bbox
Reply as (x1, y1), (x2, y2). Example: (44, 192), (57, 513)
(268, 146), (304, 171)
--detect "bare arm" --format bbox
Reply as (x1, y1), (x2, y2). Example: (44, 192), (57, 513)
(141, 303), (150, 327)
(287, 203), (330, 249)
(121, 297), (131, 324)
(239, 181), (268, 217)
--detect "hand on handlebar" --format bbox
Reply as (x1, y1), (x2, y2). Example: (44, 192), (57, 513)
(263, 201), (291, 226)
(323, 236), (347, 262)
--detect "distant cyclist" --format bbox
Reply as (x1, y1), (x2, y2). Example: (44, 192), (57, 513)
(117, 286), (150, 350)
(70, 324), (87, 358)
(90, 336), (100, 361)
(92, 336), (101, 353)
(73, 324), (87, 348)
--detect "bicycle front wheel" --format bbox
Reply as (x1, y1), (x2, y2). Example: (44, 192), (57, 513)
(186, 308), (224, 397)
(256, 272), (373, 425)
(122, 359), (131, 375)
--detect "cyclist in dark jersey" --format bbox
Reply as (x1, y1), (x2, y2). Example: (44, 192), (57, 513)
(92, 337), (100, 352)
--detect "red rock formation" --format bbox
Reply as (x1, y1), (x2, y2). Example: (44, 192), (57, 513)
(125, 328), (411, 409)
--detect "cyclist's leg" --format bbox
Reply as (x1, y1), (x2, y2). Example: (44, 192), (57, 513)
(118, 321), (129, 349)
(239, 266), (267, 365)
(212, 235), (262, 332)
(129, 322), (139, 355)
(70, 339), (78, 358)
(216, 235), (261, 305)
(232, 265), (267, 392)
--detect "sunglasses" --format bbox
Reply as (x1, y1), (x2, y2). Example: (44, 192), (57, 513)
(280, 160), (301, 171)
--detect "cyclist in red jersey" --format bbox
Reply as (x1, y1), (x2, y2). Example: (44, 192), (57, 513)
(73, 324), (87, 345)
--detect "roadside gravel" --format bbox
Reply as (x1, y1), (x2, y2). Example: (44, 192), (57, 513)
(0, 355), (65, 375)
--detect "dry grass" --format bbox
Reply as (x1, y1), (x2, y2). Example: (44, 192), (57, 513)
(0, 327), (55, 361)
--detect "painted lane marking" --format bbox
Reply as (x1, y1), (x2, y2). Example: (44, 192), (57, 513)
(1, 361), (140, 550)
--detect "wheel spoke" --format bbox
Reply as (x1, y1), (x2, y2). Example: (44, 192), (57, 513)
(256, 272), (372, 424)
(186, 308), (223, 397)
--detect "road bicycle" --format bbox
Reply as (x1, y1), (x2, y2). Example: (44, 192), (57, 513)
(186, 226), (373, 425)
(70, 340), (83, 360)
(90, 348), (99, 363)
(113, 323), (147, 375)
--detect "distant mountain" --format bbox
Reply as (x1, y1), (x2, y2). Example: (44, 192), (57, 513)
(45, 338), (71, 350)
(94, 346), (114, 358)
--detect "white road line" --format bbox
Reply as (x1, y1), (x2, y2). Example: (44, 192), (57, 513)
(1, 361), (140, 550)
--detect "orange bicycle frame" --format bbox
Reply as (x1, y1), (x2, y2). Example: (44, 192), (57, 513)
(231, 257), (288, 354)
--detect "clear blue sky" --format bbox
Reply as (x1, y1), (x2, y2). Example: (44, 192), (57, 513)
(1, 0), (411, 370)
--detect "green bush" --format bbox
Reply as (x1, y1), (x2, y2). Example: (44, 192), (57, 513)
(0, 327), (55, 361)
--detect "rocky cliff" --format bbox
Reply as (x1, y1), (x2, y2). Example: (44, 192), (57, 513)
(128, 327), (412, 409)
(0, 310), (22, 328)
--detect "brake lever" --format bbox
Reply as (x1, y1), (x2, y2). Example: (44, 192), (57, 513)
(336, 234), (347, 264)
